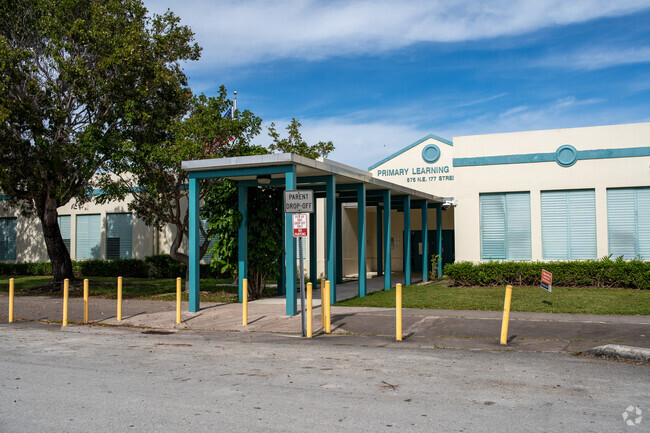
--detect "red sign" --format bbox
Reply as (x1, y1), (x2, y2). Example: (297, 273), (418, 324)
(292, 213), (308, 238)
(541, 269), (552, 292)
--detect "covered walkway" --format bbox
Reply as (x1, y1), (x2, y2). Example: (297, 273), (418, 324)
(182, 153), (445, 316)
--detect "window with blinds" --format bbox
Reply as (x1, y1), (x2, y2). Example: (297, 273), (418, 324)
(541, 190), (596, 260)
(480, 192), (531, 260)
(607, 187), (650, 260)
(106, 213), (132, 259)
(0, 217), (17, 261)
(76, 214), (101, 259)
(57, 215), (71, 252)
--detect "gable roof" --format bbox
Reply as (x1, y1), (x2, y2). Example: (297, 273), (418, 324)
(368, 133), (453, 170)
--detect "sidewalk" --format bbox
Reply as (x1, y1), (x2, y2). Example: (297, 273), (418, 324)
(1, 293), (649, 355)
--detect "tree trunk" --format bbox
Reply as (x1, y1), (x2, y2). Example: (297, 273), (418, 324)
(36, 196), (73, 284)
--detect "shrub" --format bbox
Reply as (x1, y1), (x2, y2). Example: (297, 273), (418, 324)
(444, 256), (650, 289)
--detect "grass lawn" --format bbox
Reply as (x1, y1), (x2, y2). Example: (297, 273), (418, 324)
(0, 275), (278, 304)
(336, 280), (650, 315)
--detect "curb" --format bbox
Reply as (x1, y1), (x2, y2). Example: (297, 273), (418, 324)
(581, 344), (650, 363)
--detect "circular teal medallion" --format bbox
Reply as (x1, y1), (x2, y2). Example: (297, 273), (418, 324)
(422, 144), (441, 164)
(555, 144), (577, 167)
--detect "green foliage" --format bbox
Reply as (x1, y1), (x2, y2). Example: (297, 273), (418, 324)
(268, 118), (334, 159)
(98, 87), (264, 269)
(429, 254), (440, 280)
(444, 256), (650, 289)
(0, 255), (224, 279)
(0, 0), (200, 281)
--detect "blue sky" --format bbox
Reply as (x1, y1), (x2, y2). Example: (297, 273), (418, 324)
(146, 0), (650, 169)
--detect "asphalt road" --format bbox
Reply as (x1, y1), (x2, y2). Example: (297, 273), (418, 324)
(1, 322), (648, 433)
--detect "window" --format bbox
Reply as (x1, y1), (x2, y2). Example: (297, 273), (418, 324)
(58, 215), (71, 252)
(106, 213), (132, 259)
(480, 192), (531, 260)
(607, 188), (650, 260)
(0, 217), (17, 260)
(76, 214), (101, 259)
(541, 190), (596, 260)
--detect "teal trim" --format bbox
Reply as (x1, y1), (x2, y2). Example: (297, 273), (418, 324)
(357, 184), (367, 297)
(436, 204), (443, 278)
(454, 146), (650, 167)
(376, 206), (383, 277)
(284, 167), (297, 316)
(403, 196), (411, 286)
(336, 199), (343, 285)
(383, 190), (392, 290)
(368, 134), (453, 170)
(421, 201), (428, 282)
(309, 208), (318, 286)
(188, 177), (200, 312)
(326, 176), (336, 304)
(188, 164), (295, 180)
(237, 184), (248, 302)
(556, 145), (577, 167)
(421, 145), (441, 164)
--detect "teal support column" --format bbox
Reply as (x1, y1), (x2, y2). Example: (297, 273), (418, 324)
(383, 190), (391, 290)
(237, 183), (248, 302)
(404, 196), (411, 286)
(376, 206), (383, 277)
(188, 176), (200, 312)
(421, 201), (428, 283)
(309, 205), (317, 287)
(326, 176), (336, 304)
(284, 167), (297, 316)
(357, 184), (367, 297)
(436, 203), (443, 278)
(336, 199), (343, 287)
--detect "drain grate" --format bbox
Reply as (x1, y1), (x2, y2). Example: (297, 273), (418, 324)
(141, 330), (175, 335)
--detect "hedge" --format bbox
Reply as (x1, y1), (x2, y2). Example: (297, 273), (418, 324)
(0, 255), (224, 279)
(444, 256), (650, 289)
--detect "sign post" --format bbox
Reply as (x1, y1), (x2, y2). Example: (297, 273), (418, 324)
(285, 190), (314, 337)
(541, 269), (552, 292)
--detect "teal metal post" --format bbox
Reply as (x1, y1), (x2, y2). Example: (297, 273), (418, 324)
(326, 176), (336, 304)
(284, 167), (297, 316)
(376, 206), (383, 277)
(336, 199), (343, 287)
(436, 203), (443, 278)
(421, 201), (428, 283)
(237, 183), (248, 302)
(309, 205), (317, 286)
(357, 184), (367, 297)
(383, 190), (391, 290)
(404, 196), (411, 286)
(188, 176), (200, 312)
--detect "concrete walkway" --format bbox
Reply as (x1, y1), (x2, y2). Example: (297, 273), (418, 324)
(1, 284), (649, 355)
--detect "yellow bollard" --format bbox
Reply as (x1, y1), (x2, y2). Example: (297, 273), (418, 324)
(83, 279), (89, 324)
(117, 276), (122, 321)
(176, 278), (182, 324)
(8, 278), (14, 323)
(306, 282), (312, 338)
(320, 279), (324, 329)
(396, 283), (402, 341)
(500, 285), (513, 345)
(242, 278), (248, 326)
(325, 280), (331, 334)
(62, 279), (69, 327)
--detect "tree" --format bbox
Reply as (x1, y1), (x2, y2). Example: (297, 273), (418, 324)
(0, 0), (200, 283)
(206, 119), (334, 299)
(97, 88), (264, 287)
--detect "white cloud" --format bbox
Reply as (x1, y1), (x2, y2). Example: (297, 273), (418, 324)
(146, 0), (650, 68)
(540, 46), (650, 70)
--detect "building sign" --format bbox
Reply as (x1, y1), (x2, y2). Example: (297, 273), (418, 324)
(284, 190), (314, 213)
(373, 142), (454, 185)
(292, 213), (308, 238)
